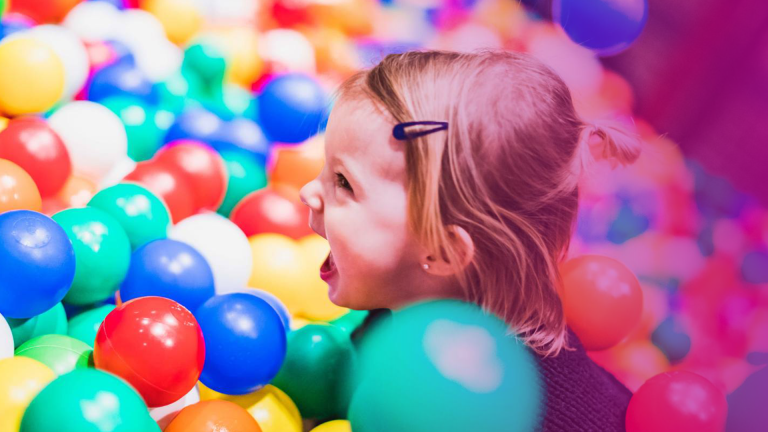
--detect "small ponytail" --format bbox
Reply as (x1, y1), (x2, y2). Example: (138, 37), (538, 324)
(570, 118), (642, 183)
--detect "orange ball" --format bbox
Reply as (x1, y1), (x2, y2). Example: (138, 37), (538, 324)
(0, 158), (42, 212)
(269, 137), (324, 193)
(164, 400), (262, 432)
(559, 255), (643, 351)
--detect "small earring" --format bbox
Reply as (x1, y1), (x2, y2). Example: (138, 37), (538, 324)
(422, 263), (430, 270)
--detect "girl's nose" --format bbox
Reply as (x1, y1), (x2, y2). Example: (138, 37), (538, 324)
(299, 178), (323, 212)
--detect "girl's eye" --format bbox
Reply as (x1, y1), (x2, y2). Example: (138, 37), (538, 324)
(335, 173), (353, 193)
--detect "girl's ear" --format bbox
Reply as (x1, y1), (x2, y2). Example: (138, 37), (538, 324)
(422, 225), (475, 277)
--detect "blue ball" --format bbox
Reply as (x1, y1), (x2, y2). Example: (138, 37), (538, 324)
(210, 117), (271, 166)
(553, 0), (648, 56)
(257, 73), (327, 144)
(164, 107), (224, 144)
(0, 17), (33, 41)
(195, 293), (287, 395)
(0, 210), (76, 319)
(247, 289), (291, 332)
(120, 239), (216, 314)
(741, 250), (768, 284)
(651, 316), (691, 364)
(88, 62), (156, 104)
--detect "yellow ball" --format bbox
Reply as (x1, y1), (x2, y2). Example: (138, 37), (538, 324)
(204, 27), (264, 88)
(0, 116), (8, 133)
(297, 235), (349, 321)
(198, 383), (302, 432)
(144, 0), (203, 45)
(311, 420), (352, 432)
(0, 357), (56, 431)
(248, 233), (308, 316)
(0, 38), (65, 116)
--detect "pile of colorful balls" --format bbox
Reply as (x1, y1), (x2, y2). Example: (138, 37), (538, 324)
(0, 0), (764, 431)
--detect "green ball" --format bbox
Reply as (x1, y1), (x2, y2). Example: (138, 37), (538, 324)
(7, 303), (67, 349)
(101, 96), (174, 162)
(15, 334), (92, 376)
(330, 310), (370, 336)
(203, 84), (258, 120)
(88, 183), (171, 250)
(67, 305), (115, 347)
(52, 208), (131, 306)
(0, 0), (6, 17)
(272, 323), (356, 420)
(216, 151), (268, 217)
(183, 40), (227, 91)
(156, 69), (204, 114)
(20, 369), (156, 432)
(348, 300), (543, 432)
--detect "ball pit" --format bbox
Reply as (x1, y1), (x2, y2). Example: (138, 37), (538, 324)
(0, 0), (761, 430)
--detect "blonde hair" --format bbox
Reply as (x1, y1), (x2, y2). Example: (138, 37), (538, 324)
(336, 50), (641, 356)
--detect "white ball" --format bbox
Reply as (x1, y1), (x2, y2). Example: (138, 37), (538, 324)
(150, 384), (200, 430)
(260, 29), (316, 75)
(133, 38), (183, 83)
(170, 213), (253, 295)
(99, 156), (137, 190)
(63, 2), (122, 42)
(48, 101), (129, 183)
(0, 312), (14, 360)
(113, 9), (167, 48)
(22, 25), (89, 102)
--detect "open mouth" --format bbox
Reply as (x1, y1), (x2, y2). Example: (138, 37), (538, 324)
(320, 251), (337, 281)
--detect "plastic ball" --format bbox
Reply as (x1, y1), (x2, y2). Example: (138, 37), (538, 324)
(0, 117), (71, 197)
(9, 0), (81, 23)
(257, 73), (327, 144)
(88, 61), (157, 104)
(553, 0), (648, 56)
(20, 368), (158, 432)
(0, 158), (42, 212)
(124, 160), (196, 223)
(121, 239), (216, 313)
(230, 187), (312, 239)
(150, 384), (201, 430)
(157, 69), (204, 114)
(15, 334), (92, 376)
(246, 233), (310, 316)
(145, 0), (203, 45)
(0, 312), (12, 359)
(0, 37), (64, 115)
(650, 316), (691, 364)
(311, 420), (351, 432)
(101, 96), (174, 162)
(559, 255), (643, 350)
(270, 137), (325, 193)
(626, 371), (727, 432)
(7, 302), (68, 349)
(183, 40), (227, 89)
(199, 383), (301, 432)
(0, 15), (34, 40)
(88, 182), (171, 250)
(0, 211), (75, 318)
(19, 24), (89, 102)
(210, 117), (271, 164)
(67, 304), (115, 347)
(196, 293), (287, 395)
(272, 323), (355, 419)
(170, 212), (253, 294)
(217, 150), (268, 217)
(94, 296), (205, 407)
(63, 2), (122, 42)
(0, 357), (55, 432)
(156, 140), (228, 211)
(52, 207), (131, 306)
(349, 300), (543, 432)
(48, 100), (129, 183)
(165, 400), (262, 432)
(297, 235), (349, 321)
(164, 107), (224, 145)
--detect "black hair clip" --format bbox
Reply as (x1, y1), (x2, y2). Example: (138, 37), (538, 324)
(392, 121), (449, 141)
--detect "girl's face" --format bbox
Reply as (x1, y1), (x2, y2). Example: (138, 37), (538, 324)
(300, 98), (449, 311)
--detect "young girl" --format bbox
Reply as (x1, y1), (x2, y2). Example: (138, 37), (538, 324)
(299, 49), (641, 431)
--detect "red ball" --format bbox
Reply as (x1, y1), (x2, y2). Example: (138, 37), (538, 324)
(155, 141), (228, 212)
(94, 296), (205, 408)
(230, 186), (312, 239)
(626, 371), (727, 432)
(9, 0), (81, 23)
(124, 160), (196, 223)
(0, 117), (71, 197)
(559, 255), (643, 351)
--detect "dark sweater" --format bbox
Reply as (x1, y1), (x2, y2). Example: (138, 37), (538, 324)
(351, 309), (632, 431)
